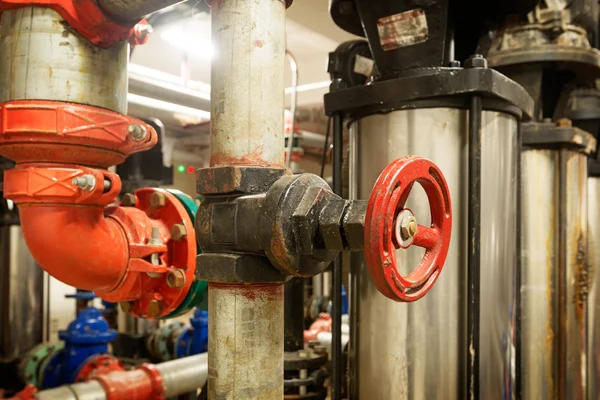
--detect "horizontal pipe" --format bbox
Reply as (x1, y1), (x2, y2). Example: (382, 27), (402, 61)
(98, 0), (187, 22)
(36, 353), (208, 400)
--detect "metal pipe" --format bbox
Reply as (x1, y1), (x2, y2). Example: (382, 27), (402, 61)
(331, 113), (344, 400)
(208, 283), (283, 399)
(588, 177), (600, 400)
(285, 50), (299, 168)
(467, 95), (482, 399)
(0, 8), (128, 114)
(209, 0), (286, 168)
(284, 278), (305, 352)
(36, 353), (209, 399)
(348, 122), (359, 398)
(97, 0), (187, 22)
(128, 70), (211, 113)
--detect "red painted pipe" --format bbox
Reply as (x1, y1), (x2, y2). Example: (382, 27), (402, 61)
(19, 204), (128, 292)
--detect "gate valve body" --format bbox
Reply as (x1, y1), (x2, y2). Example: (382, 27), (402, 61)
(196, 156), (451, 302)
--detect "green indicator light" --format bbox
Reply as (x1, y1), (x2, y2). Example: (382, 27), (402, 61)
(177, 165), (185, 173)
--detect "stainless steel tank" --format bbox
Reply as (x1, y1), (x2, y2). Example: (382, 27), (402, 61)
(520, 126), (594, 399)
(0, 223), (44, 361)
(349, 108), (518, 399)
(587, 176), (600, 400)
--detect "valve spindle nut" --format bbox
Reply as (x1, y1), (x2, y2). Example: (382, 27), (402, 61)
(119, 301), (134, 313)
(166, 269), (186, 289)
(170, 224), (187, 241)
(128, 124), (148, 142)
(150, 192), (166, 209)
(400, 215), (418, 240)
(147, 300), (163, 318)
(122, 193), (136, 207)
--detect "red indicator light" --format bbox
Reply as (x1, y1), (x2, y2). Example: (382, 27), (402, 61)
(187, 166), (195, 174)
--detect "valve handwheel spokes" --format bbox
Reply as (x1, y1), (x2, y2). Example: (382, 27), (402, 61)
(364, 156), (452, 302)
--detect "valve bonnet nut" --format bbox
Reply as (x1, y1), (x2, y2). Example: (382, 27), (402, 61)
(150, 192), (166, 209)
(147, 300), (163, 318)
(170, 224), (187, 241)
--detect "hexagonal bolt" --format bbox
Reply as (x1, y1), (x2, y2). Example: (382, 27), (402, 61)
(340, 200), (368, 251)
(119, 301), (134, 313)
(72, 175), (96, 192)
(121, 193), (136, 207)
(167, 269), (186, 289)
(464, 54), (487, 69)
(399, 215), (418, 241)
(149, 192), (166, 209)
(170, 224), (187, 241)
(128, 124), (148, 142)
(147, 300), (163, 318)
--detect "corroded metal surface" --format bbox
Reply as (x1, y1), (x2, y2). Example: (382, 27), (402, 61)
(521, 148), (588, 399)
(0, 8), (128, 113)
(587, 177), (600, 400)
(208, 283), (284, 399)
(209, 0), (286, 168)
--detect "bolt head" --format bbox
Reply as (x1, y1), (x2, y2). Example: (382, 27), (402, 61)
(119, 301), (134, 313)
(464, 54), (487, 69)
(122, 193), (136, 207)
(448, 60), (461, 68)
(149, 192), (166, 209)
(166, 269), (186, 289)
(147, 300), (163, 318)
(170, 224), (187, 241)
(128, 124), (148, 142)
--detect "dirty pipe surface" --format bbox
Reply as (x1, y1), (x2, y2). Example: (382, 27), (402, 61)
(209, 0), (286, 168)
(208, 283), (284, 399)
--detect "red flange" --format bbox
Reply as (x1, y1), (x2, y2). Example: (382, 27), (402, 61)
(0, 0), (139, 48)
(364, 156), (452, 302)
(75, 355), (125, 383)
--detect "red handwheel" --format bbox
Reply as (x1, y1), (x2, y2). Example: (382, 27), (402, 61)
(364, 156), (452, 302)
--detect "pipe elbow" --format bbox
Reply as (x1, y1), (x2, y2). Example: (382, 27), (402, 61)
(19, 204), (128, 292)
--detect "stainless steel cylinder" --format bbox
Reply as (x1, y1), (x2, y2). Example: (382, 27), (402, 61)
(209, 0), (286, 167)
(0, 8), (129, 113)
(350, 108), (519, 399)
(521, 149), (588, 399)
(208, 283), (284, 399)
(588, 177), (600, 400)
(117, 308), (157, 336)
(0, 225), (44, 361)
(98, 0), (186, 22)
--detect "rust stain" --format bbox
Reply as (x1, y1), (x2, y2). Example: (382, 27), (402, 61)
(210, 147), (282, 168)
(254, 40), (264, 48)
(544, 199), (556, 397)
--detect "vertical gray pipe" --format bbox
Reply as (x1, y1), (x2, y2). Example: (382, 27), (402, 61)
(209, 0), (286, 168)
(588, 177), (600, 400)
(0, 8), (128, 113)
(208, 283), (284, 399)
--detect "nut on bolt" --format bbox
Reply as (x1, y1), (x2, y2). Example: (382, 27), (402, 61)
(170, 224), (187, 241)
(464, 54), (488, 69)
(167, 269), (186, 289)
(128, 124), (148, 142)
(150, 192), (166, 209)
(119, 301), (134, 313)
(121, 193), (136, 207)
(147, 300), (163, 318)
(400, 215), (418, 241)
(72, 175), (96, 192)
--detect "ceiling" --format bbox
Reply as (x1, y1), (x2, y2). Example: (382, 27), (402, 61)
(131, 0), (359, 107)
